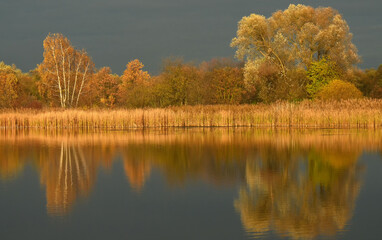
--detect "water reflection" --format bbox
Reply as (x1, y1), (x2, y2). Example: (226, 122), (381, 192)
(39, 142), (96, 216)
(0, 129), (381, 239)
(122, 153), (151, 192)
(235, 145), (363, 239)
(0, 143), (24, 180)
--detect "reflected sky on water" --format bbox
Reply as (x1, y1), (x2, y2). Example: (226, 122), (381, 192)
(0, 129), (381, 240)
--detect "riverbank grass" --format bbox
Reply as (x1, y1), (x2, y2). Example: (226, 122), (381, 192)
(0, 99), (381, 129)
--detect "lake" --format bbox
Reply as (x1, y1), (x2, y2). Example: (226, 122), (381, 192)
(0, 129), (381, 240)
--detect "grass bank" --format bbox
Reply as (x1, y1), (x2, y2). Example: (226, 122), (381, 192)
(0, 99), (382, 129)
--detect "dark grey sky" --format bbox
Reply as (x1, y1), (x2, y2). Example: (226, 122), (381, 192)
(0, 0), (381, 74)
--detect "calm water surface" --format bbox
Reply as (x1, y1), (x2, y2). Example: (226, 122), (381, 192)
(0, 129), (381, 240)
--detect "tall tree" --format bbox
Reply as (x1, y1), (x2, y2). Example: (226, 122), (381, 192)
(38, 33), (94, 108)
(231, 4), (359, 101)
(118, 59), (151, 107)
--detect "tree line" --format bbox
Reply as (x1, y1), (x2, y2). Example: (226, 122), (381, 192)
(1, 4), (382, 109)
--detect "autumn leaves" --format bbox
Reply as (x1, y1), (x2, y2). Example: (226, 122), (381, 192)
(231, 4), (361, 102)
(38, 33), (94, 108)
(1, 4), (380, 109)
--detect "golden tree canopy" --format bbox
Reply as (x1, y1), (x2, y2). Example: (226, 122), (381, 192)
(38, 33), (94, 108)
(0, 62), (21, 108)
(121, 59), (150, 86)
(231, 4), (359, 71)
(118, 59), (151, 106)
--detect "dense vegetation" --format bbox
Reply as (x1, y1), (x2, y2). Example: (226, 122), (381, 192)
(1, 100), (381, 129)
(1, 4), (382, 110)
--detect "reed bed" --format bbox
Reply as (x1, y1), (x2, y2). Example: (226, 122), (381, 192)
(0, 99), (382, 129)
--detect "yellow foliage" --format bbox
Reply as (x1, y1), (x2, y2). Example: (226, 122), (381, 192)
(118, 59), (151, 106)
(38, 33), (94, 108)
(121, 59), (150, 86)
(0, 62), (20, 108)
(231, 4), (359, 70)
(88, 67), (119, 108)
(231, 4), (359, 101)
(316, 80), (363, 100)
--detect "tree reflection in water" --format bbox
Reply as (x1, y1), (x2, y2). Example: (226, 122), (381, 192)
(235, 146), (363, 239)
(39, 142), (96, 216)
(0, 129), (379, 238)
(122, 154), (151, 192)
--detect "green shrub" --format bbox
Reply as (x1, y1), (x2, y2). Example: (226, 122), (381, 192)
(306, 58), (340, 98)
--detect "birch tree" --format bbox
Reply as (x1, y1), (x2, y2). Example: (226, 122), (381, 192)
(38, 33), (94, 108)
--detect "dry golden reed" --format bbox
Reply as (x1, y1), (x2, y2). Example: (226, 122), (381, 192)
(0, 99), (382, 129)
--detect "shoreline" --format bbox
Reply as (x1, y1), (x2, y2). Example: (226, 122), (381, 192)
(0, 99), (381, 129)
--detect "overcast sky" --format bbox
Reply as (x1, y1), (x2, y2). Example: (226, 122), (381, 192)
(0, 0), (381, 74)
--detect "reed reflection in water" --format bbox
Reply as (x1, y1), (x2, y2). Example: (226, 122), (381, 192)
(0, 129), (380, 239)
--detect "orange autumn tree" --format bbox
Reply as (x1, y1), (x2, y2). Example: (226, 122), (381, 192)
(88, 67), (120, 107)
(118, 59), (151, 107)
(121, 59), (150, 86)
(38, 33), (94, 108)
